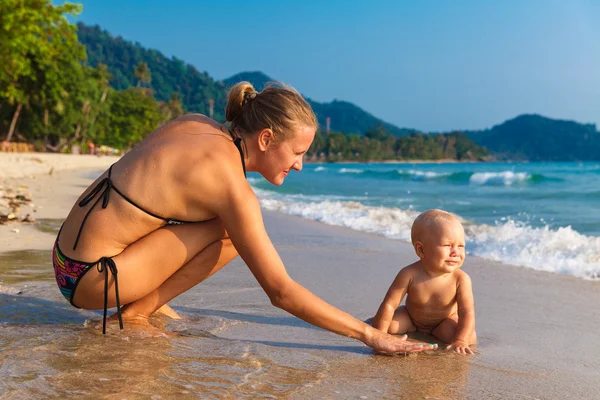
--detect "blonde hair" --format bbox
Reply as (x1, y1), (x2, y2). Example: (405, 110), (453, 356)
(411, 209), (460, 244)
(225, 81), (317, 144)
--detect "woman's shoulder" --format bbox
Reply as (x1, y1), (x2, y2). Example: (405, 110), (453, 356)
(164, 114), (224, 135)
(172, 129), (248, 193)
(159, 116), (237, 157)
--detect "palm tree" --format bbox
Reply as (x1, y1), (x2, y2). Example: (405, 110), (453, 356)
(134, 62), (151, 88)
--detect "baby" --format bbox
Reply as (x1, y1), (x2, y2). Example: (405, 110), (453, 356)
(371, 209), (476, 354)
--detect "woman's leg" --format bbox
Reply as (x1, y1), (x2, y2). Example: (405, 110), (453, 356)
(117, 238), (237, 321)
(72, 218), (239, 323)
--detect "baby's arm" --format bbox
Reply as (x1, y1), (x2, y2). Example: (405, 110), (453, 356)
(372, 268), (411, 333)
(448, 272), (476, 354)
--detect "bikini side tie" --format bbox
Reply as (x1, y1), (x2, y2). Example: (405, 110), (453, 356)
(97, 256), (123, 335)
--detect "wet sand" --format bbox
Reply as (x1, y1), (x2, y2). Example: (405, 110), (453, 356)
(1, 155), (600, 399)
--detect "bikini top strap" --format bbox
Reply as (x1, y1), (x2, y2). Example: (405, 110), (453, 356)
(72, 165), (114, 250)
(228, 126), (246, 177)
(233, 137), (247, 177)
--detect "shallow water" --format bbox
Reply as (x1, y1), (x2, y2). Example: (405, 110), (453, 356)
(35, 218), (63, 235)
(0, 245), (476, 399)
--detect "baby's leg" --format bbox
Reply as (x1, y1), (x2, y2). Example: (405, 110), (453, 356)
(388, 306), (417, 335)
(431, 313), (477, 344)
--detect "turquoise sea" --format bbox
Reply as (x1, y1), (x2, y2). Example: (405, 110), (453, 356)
(249, 161), (600, 280)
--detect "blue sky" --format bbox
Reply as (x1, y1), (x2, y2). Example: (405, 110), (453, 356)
(70, 0), (600, 132)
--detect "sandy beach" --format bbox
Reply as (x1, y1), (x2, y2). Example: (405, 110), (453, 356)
(0, 153), (119, 252)
(1, 153), (599, 399)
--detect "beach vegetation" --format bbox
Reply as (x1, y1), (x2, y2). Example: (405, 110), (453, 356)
(1, 3), (599, 161)
(308, 127), (490, 162)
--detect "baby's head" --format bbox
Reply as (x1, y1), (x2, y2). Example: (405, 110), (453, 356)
(410, 209), (466, 273)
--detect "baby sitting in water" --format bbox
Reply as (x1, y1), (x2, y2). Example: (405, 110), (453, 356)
(371, 209), (477, 354)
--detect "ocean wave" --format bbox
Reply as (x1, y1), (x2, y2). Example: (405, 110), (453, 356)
(253, 188), (371, 205)
(466, 220), (600, 279)
(246, 177), (265, 184)
(397, 169), (452, 180)
(256, 194), (600, 280)
(338, 168), (363, 174)
(469, 171), (531, 185)
(329, 168), (555, 185)
(260, 198), (418, 240)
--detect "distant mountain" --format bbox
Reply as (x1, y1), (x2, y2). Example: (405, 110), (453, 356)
(222, 72), (273, 95)
(466, 114), (600, 161)
(77, 24), (416, 137)
(223, 71), (417, 137)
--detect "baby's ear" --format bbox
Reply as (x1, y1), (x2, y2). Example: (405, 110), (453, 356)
(414, 241), (425, 258)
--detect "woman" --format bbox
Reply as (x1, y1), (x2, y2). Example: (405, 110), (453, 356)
(52, 82), (433, 353)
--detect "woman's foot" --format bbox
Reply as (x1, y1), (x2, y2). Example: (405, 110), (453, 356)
(154, 304), (181, 320)
(98, 303), (180, 335)
(99, 310), (175, 337)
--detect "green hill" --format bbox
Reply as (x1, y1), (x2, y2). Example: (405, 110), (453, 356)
(466, 114), (600, 161)
(222, 72), (273, 95)
(78, 24), (416, 136)
(77, 23), (228, 121)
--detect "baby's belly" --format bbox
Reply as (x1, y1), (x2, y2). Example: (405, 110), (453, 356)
(406, 302), (456, 332)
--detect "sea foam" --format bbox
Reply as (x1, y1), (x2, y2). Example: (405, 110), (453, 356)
(338, 168), (363, 174)
(255, 189), (600, 280)
(469, 171), (531, 185)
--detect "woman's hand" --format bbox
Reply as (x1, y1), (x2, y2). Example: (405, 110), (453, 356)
(363, 326), (437, 354)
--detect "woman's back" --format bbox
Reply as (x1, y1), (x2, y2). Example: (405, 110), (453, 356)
(59, 114), (243, 262)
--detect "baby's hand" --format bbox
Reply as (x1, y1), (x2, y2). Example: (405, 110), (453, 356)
(446, 340), (474, 355)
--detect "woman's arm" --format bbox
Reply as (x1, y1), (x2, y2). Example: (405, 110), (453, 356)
(205, 165), (433, 353)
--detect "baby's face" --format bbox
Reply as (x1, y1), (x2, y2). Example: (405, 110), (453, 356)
(421, 219), (466, 274)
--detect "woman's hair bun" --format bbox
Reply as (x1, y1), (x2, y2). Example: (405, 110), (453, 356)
(225, 82), (256, 122)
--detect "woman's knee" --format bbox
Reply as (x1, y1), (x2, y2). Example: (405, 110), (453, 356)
(73, 220), (232, 308)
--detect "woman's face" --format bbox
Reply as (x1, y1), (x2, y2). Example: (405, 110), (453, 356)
(258, 126), (315, 186)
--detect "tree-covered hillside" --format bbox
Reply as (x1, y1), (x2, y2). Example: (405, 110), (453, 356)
(78, 25), (416, 136)
(77, 23), (227, 121)
(467, 114), (600, 161)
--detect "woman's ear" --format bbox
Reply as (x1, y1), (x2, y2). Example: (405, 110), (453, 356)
(258, 128), (273, 151)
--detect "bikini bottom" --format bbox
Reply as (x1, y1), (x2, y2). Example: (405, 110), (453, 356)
(52, 237), (123, 334)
